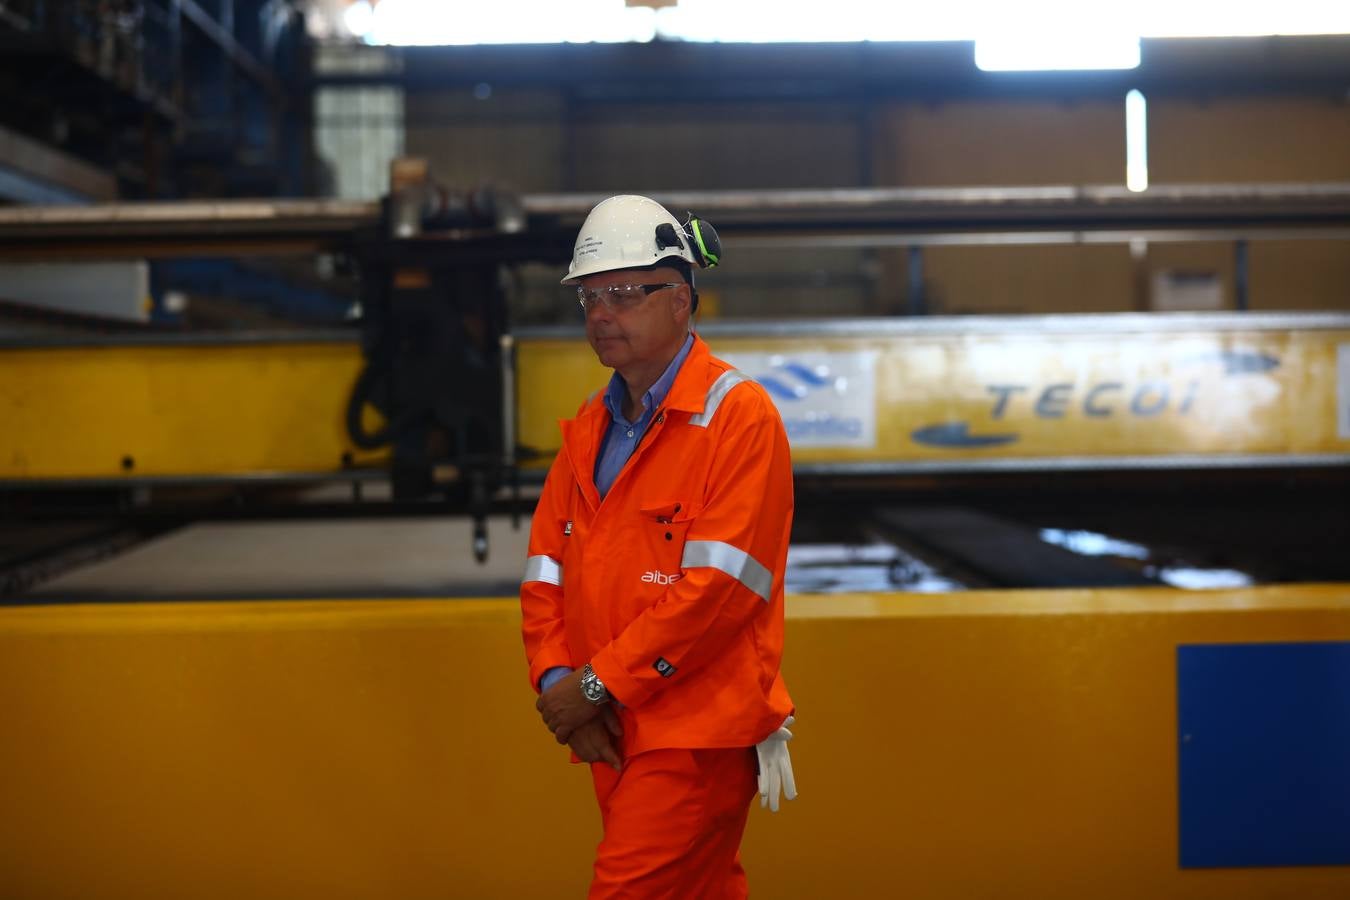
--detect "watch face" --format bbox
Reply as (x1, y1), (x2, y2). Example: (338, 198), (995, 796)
(581, 672), (606, 703)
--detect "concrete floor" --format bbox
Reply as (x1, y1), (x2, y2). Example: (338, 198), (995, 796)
(25, 515), (531, 602)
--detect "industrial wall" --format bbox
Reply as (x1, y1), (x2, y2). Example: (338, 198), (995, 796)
(400, 88), (1350, 320)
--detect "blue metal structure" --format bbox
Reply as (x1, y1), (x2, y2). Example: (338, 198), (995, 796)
(0, 0), (312, 200)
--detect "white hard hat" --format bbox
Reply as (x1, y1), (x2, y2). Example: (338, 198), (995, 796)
(561, 194), (700, 284)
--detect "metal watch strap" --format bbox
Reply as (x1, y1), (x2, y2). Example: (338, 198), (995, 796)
(580, 663), (609, 705)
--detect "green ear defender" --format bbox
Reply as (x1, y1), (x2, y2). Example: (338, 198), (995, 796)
(684, 215), (722, 269)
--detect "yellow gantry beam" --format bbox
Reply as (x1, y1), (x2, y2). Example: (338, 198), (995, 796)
(519, 316), (1350, 470)
(2, 314), (1348, 480)
(0, 340), (385, 479)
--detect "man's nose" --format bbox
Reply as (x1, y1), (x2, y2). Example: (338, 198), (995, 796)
(585, 300), (613, 323)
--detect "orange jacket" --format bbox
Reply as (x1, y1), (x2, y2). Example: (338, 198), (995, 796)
(521, 334), (794, 754)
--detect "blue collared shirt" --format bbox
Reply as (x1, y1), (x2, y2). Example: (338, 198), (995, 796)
(538, 332), (694, 695)
(593, 332), (694, 499)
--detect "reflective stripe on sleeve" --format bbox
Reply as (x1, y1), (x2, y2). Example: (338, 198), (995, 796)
(522, 555), (562, 586)
(689, 369), (751, 428)
(680, 540), (773, 602)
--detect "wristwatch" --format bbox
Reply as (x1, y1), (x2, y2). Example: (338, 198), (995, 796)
(579, 663), (609, 706)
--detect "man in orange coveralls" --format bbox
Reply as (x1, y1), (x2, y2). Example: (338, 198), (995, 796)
(521, 194), (798, 899)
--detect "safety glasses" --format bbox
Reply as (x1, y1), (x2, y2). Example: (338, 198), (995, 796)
(576, 282), (682, 313)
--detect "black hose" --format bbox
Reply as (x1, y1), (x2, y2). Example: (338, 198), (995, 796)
(345, 361), (416, 450)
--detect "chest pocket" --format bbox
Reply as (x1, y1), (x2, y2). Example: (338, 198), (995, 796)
(638, 500), (693, 578)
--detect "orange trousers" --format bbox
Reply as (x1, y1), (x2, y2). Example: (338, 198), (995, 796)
(588, 747), (758, 900)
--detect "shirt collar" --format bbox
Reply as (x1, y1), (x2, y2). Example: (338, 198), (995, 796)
(603, 332), (695, 425)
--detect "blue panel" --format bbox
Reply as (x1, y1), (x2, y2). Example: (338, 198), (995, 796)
(1178, 642), (1350, 868)
(0, 166), (90, 205)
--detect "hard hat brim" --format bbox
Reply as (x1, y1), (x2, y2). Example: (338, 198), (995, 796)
(559, 256), (690, 285)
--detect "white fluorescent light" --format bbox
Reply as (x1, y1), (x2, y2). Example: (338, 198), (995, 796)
(342, 0), (374, 40)
(1125, 89), (1149, 192)
(361, 0), (655, 46)
(339, 0), (1350, 47)
(975, 34), (1141, 71)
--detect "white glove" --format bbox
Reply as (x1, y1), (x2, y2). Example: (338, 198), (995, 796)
(755, 715), (797, 812)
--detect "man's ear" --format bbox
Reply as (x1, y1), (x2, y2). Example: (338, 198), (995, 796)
(671, 283), (693, 318)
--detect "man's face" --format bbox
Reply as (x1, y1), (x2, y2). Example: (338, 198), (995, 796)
(580, 266), (690, 372)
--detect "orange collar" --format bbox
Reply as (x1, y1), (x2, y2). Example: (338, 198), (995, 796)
(560, 333), (718, 506)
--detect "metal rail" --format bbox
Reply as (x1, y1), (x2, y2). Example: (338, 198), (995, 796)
(7, 310), (1349, 351)
(2, 182), (1349, 255)
(521, 310), (1350, 339)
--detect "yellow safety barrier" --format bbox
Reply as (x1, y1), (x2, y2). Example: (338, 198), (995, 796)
(2, 586), (1348, 898)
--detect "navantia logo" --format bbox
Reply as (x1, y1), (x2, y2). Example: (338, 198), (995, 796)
(752, 359), (866, 441)
(642, 571), (683, 585)
(755, 360), (836, 402)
